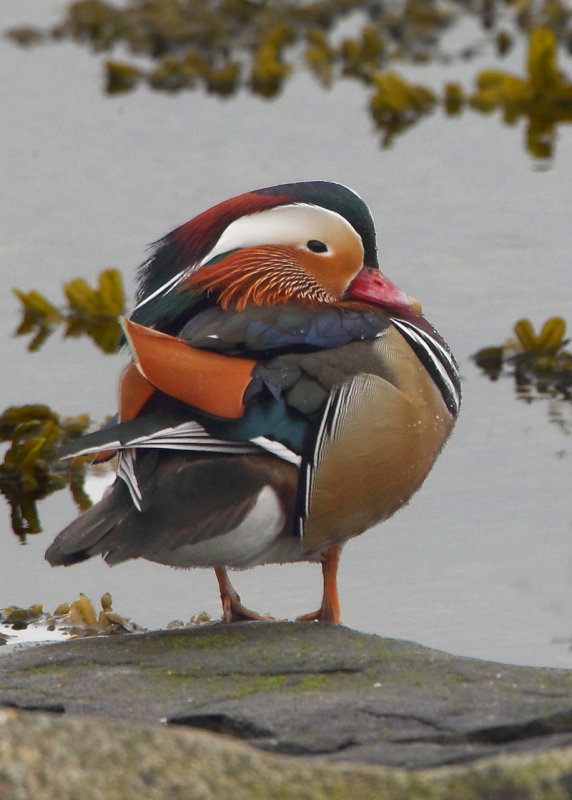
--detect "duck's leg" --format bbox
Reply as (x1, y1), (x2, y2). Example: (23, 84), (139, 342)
(296, 545), (341, 624)
(214, 567), (275, 622)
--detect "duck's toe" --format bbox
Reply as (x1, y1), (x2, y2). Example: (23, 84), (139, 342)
(215, 567), (275, 622)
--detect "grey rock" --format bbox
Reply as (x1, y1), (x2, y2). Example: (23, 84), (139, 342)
(1, 622), (572, 770)
(5, 708), (572, 800)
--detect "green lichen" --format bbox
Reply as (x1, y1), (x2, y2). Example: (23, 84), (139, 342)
(161, 671), (322, 700)
(294, 673), (327, 692)
(228, 674), (288, 698)
(22, 661), (74, 675)
(168, 630), (246, 650)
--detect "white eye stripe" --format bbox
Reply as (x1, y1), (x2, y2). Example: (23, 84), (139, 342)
(199, 204), (363, 266)
(132, 203), (364, 315)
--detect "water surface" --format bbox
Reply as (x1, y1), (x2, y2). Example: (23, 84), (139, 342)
(2, 2), (572, 667)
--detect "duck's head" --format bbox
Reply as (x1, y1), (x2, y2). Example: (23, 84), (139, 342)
(132, 181), (420, 332)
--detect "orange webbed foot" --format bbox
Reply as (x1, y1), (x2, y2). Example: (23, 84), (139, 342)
(296, 544), (342, 624)
(296, 605), (340, 624)
(215, 567), (275, 623)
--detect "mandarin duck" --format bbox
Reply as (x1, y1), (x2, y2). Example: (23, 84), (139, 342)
(46, 181), (460, 624)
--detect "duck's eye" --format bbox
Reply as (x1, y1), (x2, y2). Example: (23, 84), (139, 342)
(306, 239), (328, 253)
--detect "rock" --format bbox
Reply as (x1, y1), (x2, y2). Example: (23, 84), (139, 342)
(3, 708), (572, 799)
(2, 622), (572, 773)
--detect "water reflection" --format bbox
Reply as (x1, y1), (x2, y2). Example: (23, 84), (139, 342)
(0, 590), (143, 646)
(3, 1), (572, 667)
(469, 28), (572, 160)
(0, 270), (125, 537)
(14, 268), (125, 354)
(7, 1), (572, 157)
(0, 405), (91, 537)
(474, 316), (572, 431)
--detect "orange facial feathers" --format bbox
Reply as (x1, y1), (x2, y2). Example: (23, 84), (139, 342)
(187, 244), (364, 310)
(187, 247), (335, 309)
(121, 318), (256, 419)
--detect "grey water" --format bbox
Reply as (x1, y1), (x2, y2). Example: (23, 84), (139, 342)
(2, 1), (572, 667)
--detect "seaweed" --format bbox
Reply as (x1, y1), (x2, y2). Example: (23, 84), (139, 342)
(369, 70), (437, 147)
(0, 593), (143, 641)
(4, 268), (125, 537)
(14, 268), (125, 354)
(7, 1), (572, 152)
(0, 405), (93, 537)
(470, 28), (572, 159)
(474, 317), (572, 432)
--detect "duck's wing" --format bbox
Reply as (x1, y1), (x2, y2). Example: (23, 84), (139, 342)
(46, 447), (298, 568)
